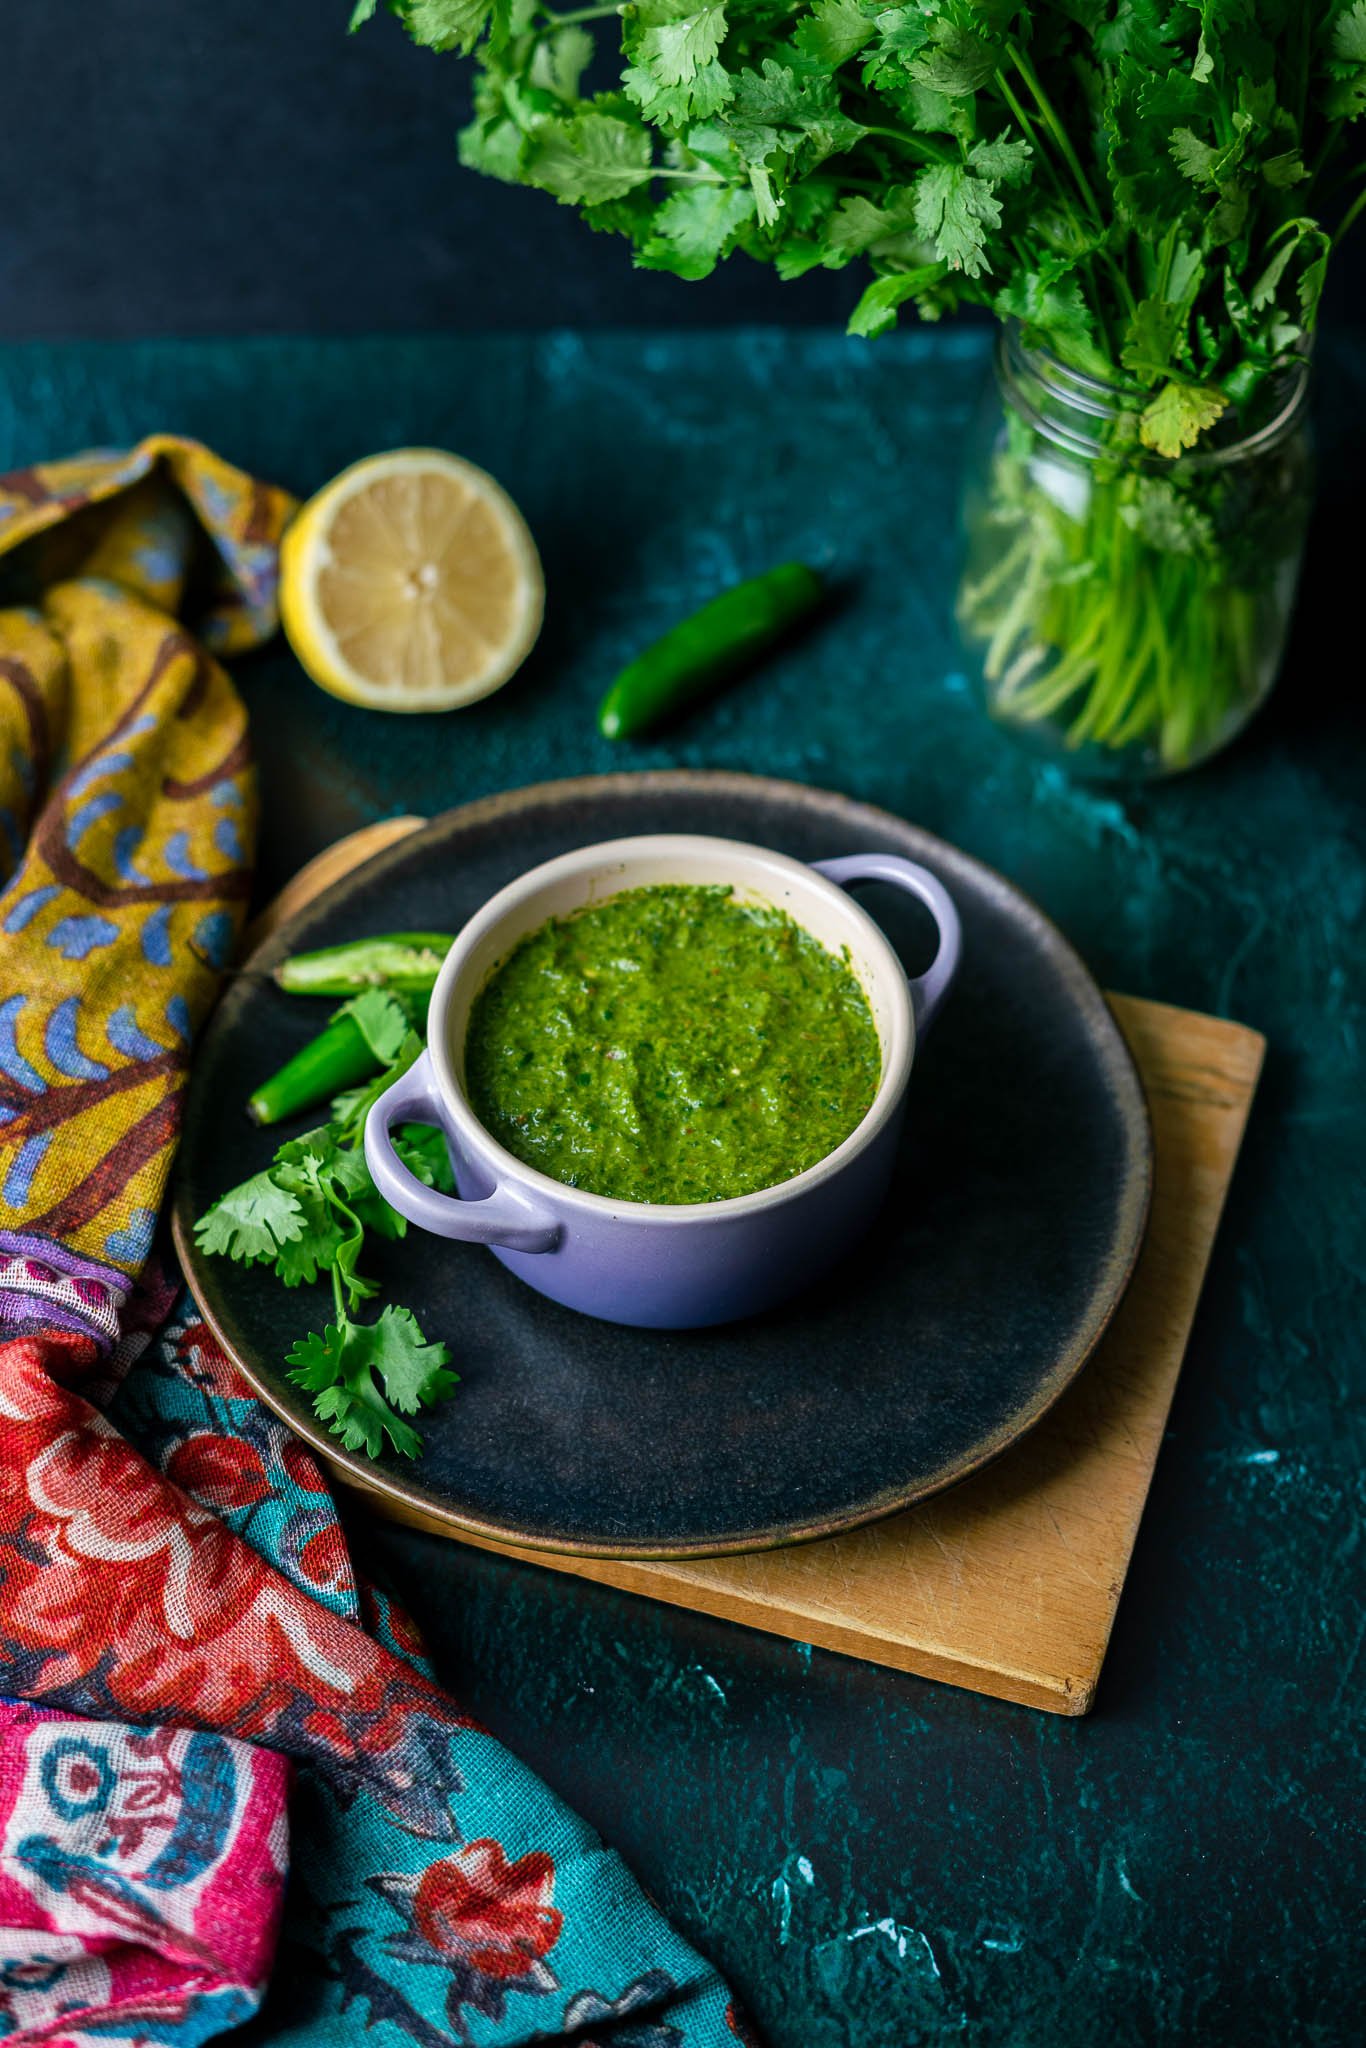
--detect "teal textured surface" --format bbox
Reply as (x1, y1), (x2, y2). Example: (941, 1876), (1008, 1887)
(1, 330), (1362, 2047)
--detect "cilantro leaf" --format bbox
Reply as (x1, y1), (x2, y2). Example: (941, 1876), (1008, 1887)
(862, 6), (931, 85)
(1094, 0), (1178, 71)
(1139, 380), (1229, 457)
(1261, 150), (1307, 189)
(912, 163), (1001, 278)
(458, 107), (527, 184)
(273, 1168), (352, 1286)
(525, 111), (655, 204)
(823, 185), (921, 262)
(909, 22), (1001, 99)
(1250, 237), (1299, 312)
(993, 265), (1098, 365)
(1166, 240), (1204, 303)
(1118, 477), (1215, 557)
(530, 25), (594, 104)
(623, 2), (733, 127)
(1169, 128), (1221, 183)
(274, 1125), (343, 1173)
(625, 57), (733, 125)
(287, 1307), (456, 1462)
(266, 1138), (374, 1306)
(330, 1027), (423, 1141)
(1106, 65), (1205, 226)
(794, 0), (873, 70)
(1298, 235), (1331, 327)
(639, 182), (756, 277)
(399, 0), (494, 56)
(726, 58), (862, 166)
(394, 1121), (456, 1192)
(967, 136), (1031, 186)
(198, 983), (462, 1460)
(1207, 181), (1249, 245)
(273, 1208), (349, 1289)
(847, 267), (943, 338)
(195, 1171), (303, 1263)
(1332, 1), (1366, 65)
(624, 0), (729, 120)
(367, 1303), (458, 1414)
(335, 988), (414, 1065)
(1121, 296), (1186, 382)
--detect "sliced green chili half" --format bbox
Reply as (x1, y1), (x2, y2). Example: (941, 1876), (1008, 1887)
(273, 932), (454, 999)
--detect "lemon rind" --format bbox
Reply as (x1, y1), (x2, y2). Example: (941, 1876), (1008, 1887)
(279, 449), (545, 714)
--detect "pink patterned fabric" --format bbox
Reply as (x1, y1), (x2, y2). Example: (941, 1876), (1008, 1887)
(0, 440), (747, 2045)
(0, 1698), (288, 2045)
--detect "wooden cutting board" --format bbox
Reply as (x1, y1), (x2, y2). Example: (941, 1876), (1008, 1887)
(252, 818), (1264, 1717)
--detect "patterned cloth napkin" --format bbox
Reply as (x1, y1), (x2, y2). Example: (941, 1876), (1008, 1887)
(0, 441), (750, 2046)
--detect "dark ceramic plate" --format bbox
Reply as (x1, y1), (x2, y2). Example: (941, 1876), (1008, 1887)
(174, 772), (1151, 1559)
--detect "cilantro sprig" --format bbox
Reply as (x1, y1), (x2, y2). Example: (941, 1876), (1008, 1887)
(288, 1306), (456, 1460)
(355, 0), (1366, 450)
(195, 989), (458, 1460)
(351, 2), (1363, 770)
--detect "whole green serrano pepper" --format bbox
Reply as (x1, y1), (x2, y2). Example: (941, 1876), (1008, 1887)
(247, 1014), (379, 1126)
(597, 562), (824, 741)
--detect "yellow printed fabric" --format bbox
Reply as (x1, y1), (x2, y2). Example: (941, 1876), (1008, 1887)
(0, 436), (294, 1318)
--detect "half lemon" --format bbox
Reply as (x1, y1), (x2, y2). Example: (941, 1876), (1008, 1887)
(279, 448), (544, 712)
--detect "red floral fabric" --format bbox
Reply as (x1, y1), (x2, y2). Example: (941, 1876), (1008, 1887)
(0, 439), (750, 2044)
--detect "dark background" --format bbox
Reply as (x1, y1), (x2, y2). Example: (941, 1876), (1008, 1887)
(6, 0), (1362, 341)
(0, 0), (865, 336)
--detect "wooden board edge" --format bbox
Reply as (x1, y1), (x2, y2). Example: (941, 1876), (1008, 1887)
(1053, 1030), (1264, 1705)
(1106, 991), (1267, 1102)
(348, 1486), (1094, 1716)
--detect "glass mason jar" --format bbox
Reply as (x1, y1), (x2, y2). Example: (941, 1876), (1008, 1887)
(956, 324), (1313, 780)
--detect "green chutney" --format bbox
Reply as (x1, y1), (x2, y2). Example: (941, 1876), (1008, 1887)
(463, 883), (882, 1205)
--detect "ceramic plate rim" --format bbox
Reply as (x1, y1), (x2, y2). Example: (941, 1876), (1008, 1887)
(172, 770), (1153, 1560)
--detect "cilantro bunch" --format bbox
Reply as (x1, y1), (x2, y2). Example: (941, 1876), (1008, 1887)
(196, 990), (458, 1459)
(355, 1), (1366, 452)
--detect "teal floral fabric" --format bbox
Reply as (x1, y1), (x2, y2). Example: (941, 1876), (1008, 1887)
(0, 440), (752, 2046)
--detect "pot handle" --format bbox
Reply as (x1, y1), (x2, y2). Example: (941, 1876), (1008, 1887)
(363, 1050), (560, 1253)
(813, 853), (962, 1034)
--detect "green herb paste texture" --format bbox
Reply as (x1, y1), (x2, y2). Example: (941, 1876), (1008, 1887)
(464, 884), (882, 1205)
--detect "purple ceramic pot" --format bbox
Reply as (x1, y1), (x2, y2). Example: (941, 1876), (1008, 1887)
(364, 834), (961, 1329)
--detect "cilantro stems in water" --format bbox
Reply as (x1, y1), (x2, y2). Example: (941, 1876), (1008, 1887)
(197, 984), (459, 1459)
